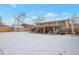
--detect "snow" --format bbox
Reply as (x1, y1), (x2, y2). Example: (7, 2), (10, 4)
(0, 32), (79, 55)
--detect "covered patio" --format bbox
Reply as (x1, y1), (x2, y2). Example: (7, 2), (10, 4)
(33, 25), (60, 34)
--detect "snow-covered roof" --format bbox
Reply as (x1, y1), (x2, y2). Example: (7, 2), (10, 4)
(37, 18), (69, 24)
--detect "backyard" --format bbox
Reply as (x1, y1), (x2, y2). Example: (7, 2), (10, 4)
(0, 32), (79, 55)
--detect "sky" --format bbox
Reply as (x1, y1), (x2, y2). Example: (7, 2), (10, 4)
(0, 4), (79, 25)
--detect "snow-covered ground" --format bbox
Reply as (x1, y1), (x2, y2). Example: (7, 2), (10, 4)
(0, 32), (79, 55)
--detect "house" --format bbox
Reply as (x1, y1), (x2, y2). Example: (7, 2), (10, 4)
(22, 23), (34, 32)
(66, 24), (79, 34)
(32, 19), (79, 34)
(12, 25), (24, 32)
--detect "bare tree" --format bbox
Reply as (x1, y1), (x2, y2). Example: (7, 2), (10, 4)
(12, 12), (26, 26)
(68, 14), (79, 34)
(33, 16), (46, 25)
(69, 14), (79, 24)
(19, 12), (26, 23)
(0, 16), (2, 23)
(0, 16), (5, 26)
